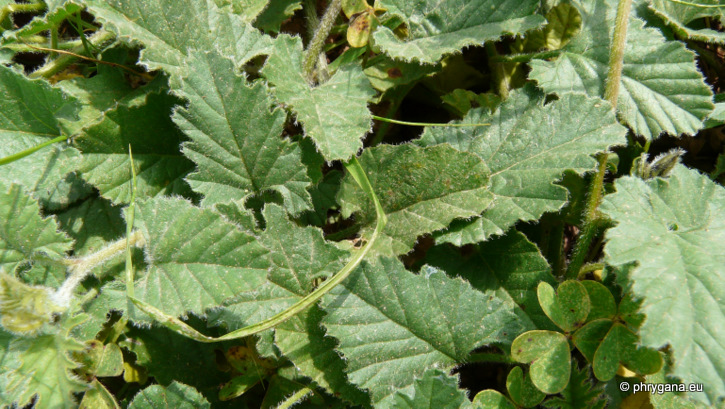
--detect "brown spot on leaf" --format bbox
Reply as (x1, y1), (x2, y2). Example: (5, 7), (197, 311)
(387, 67), (403, 78)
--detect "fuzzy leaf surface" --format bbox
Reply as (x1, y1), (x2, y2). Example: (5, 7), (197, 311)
(0, 182), (72, 274)
(77, 92), (193, 205)
(82, 0), (273, 83)
(649, 0), (725, 44)
(132, 197), (270, 320)
(321, 258), (529, 408)
(175, 51), (312, 214)
(3, 333), (86, 409)
(338, 143), (493, 256)
(393, 370), (469, 409)
(417, 89), (627, 244)
(529, 0), (714, 139)
(262, 35), (376, 161)
(373, 0), (545, 63)
(128, 382), (210, 409)
(601, 165), (725, 405)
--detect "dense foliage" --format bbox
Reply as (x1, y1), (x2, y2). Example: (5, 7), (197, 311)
(0, 0), (724, 408)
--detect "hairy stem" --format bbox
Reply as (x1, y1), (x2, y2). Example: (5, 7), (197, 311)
(131, 157), (387, 343)
(30, 29), (115, 79)
(277, 387), (313, 409)
(52, 231), (145, 307)
(302, 0), (341, 83)
(566, 0), (632, 280)
(0, 2), (46, 31)
(489, 49), (561, 64)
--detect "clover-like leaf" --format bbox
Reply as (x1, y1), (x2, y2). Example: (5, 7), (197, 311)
(418, 88), (627, 245)
(601, 165), (725, 404)
(511, 330), (571, 394)
(472, 390), (517, 409)
(128, 382), (210, 409)
(591, 323), (662, 381)
(581, 281), (616, 321)
(537, 281), (591, 332)
(322, 259), (528, 408)
(262, 35), (376, 161)
(506, 366), (545, 408)
(338, 143), (493, 256)
(529, 0), (714, 140)
(373, 0), (545, 64)
(175, 50), (312, 214)
(131, 197), (270, 321)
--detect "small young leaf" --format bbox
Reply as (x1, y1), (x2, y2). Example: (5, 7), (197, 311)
(511, 330), (571, 394)
(537, 281), (591, 332)
(393, 369), (469, 409)
(592, 324), (662, 381)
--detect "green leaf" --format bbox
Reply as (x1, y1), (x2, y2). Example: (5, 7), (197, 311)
(524, 2), (582, 51)
(418, 88), (627, 245)
(338, 143), (493, 256)
(572, 319), (612, 364)
(4, 332), (87, 409)
(321, 258), (528, 408)
(581, 281), (617, 321)
(255, 0), (302, 33)
(647, 366), (702, 409)
(0, 182), (72, 274)
(174, 50), (312, 214)
(472, 390), (516, 409)
(543, 363), (605, 409)
(131, 197), (270, 321)
(537, 281), (590, 332)
(274, 307), (370, 405)
(511, 330), (571, 394)
(373, 0), (545, 64)
(529, 0), (714, 140)
(591, 323), (662, 381)
(76, 92), (194, 205)
(0, 65), (82, 202)
(649, 0), (725, 44)
(83, 0), (273, 84)
(363, 54), (439, 92)
(601, 165), (725, 404)
(506, 366), (545, 408)
(208, 204), (347, 331)
(128, 382), (210, 409)
(261, 35), (376, 161)
(217, 0), (269, 21)
(426, 230), (557, 330)
(393, 370), (469, 409)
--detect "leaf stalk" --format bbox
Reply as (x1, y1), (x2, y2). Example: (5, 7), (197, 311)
(302, 0), (341, 83)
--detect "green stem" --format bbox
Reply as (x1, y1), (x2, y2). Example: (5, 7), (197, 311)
(50, 26), (59, 59)
(0, 135), (68, 166)
(131, 157), (387, 343)
(578, 263), (605, 278)
(566, 0), (632, 280)
(485, 42), (509, 99)
(52, 231), (145, 307)
(126, 146), (138, 299)
(666, 0), (725, 7)
(489, 49), (561, 64)
(371, 115), (490, 128)
(0, 2), (46, 30)
(2, 39), (84, 52)
(467, 352), (514, 364)
(30, 29), (115, 79)
(277, 387), (313, 409)
(302, 0), (342, 83)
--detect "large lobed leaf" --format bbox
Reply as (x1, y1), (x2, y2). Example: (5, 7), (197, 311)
(529, 0), (714, 140)
(373, 0), (545, 64)
(175, 50), (312, 214)
(132, 197), (270, 321)
(417, 88), (627, 245)
(601, 165), (725, 405)
(82, 0), (273, 84)
(321, 258), (531, 408)
(649, 0), (725, 44)
(0, 182), (72, 274)
(338, 143), (493, 256)
(262, 35), (376, 162)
